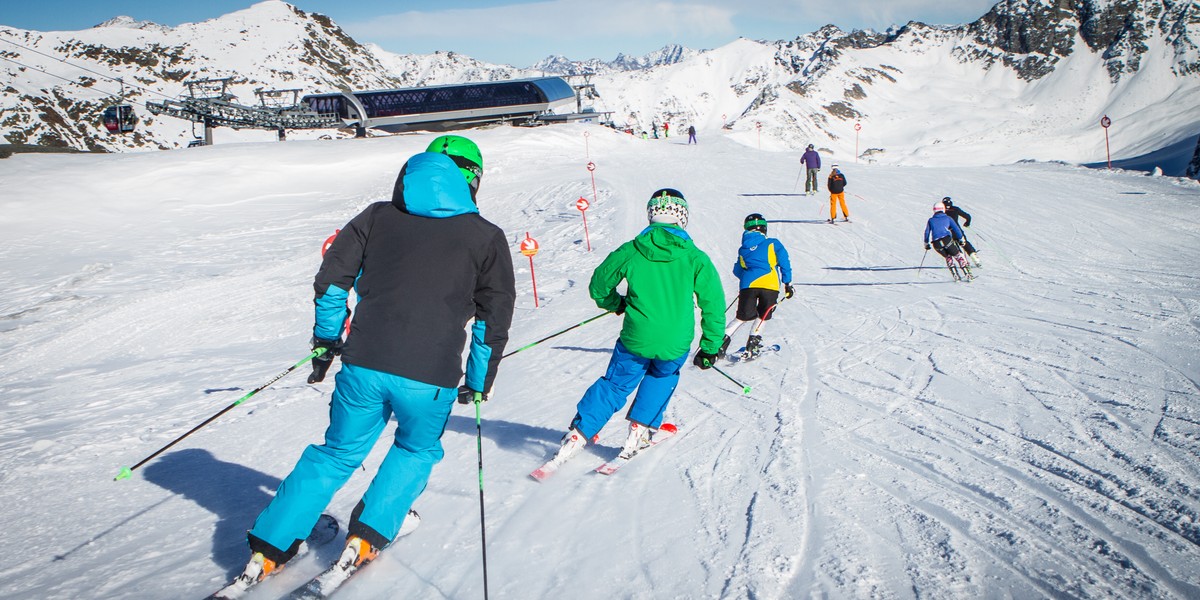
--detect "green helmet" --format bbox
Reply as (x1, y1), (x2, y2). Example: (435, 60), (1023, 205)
(426, 135), (483, 191)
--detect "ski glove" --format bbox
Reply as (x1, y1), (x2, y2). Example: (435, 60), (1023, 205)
(308, 337), (343, 384)
(614, 296), (627, 315)
(784, 284), (795, 299)
(924, 243), (931, 250)
(693, 349), (719, 370)
(457, 385), (489, 404)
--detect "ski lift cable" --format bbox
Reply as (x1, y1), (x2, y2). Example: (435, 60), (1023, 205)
(0, 37), (180, 102)
(0, 54), (127, 101)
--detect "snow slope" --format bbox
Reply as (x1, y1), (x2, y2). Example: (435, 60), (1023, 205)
(1, 125), (1199, 599)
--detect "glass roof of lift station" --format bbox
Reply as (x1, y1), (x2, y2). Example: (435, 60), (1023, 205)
(302, 77), (576, 121)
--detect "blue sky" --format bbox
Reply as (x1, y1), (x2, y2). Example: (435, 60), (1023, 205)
(2, 0), (1000, 66)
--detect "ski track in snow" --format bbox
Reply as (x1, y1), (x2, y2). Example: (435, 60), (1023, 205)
(0, 125), (1198, 599)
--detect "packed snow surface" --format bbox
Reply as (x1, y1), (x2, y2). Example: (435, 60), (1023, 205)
(1, 125), (1199, 599)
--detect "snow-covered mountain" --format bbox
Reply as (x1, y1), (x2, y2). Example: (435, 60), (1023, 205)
(1, 0), (1198, 174)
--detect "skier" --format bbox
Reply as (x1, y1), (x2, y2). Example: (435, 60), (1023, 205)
(924, 200), (973, 280)
(652, 123), (659, 139)
(687, 125), (697, 144)
(941, 197), (981, 267)
(546, 189), (725, 465)
(724, 213), (794, 358)
(801, 144), (821, 195)
(827, 164), (849, 223)
(663, 121), (670, 138)
(219, 135), (515, 597)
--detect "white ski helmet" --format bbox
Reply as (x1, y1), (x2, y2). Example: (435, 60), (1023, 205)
(933, 201), (946, 213)
(647, 188), (689, 229)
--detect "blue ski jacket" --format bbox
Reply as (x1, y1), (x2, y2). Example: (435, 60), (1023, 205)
(733, 231), (792, 291)
(924, 212), (964, 244)
(313, 152), (515, 391)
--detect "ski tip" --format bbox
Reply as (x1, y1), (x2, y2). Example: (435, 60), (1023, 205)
(114, 466), (132, 481)
(742, 386), (752, 395)
(659, 423), (678, 434)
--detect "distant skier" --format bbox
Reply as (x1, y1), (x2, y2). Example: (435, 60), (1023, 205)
(663, 122), (670, 138)
(801, 144), (821, 195)
(544, 189), (724, 466)
(941, 197), (981, 267)
(924, 200), (973, 281)
(724, 213), (794, 359)
(687, 125), (697, 144)
(217, 135), (515, 597)
(652, 123), (659, 139)
(827, 165), (849, 223)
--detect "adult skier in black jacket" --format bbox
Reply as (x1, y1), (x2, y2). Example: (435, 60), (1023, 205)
(942, 197), (981, 267)
(219, 135), (516, 596)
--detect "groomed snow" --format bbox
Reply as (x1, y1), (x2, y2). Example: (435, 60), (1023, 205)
(1, 124), (1198, 599)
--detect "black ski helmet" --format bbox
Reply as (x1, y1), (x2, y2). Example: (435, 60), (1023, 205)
(942, 197), (954, 208)
(744, 213), (768, 233)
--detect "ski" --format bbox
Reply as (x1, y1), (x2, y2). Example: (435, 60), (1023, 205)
(727, 344), (782, 363)
(285, 510), (420, 599)
(206, 513), (340, 600)
(596, 423), (678, 475)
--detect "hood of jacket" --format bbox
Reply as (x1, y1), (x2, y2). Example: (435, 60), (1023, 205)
(633, 223), (693, 262)
(739, 230), (768, 251)
(390, 152), (479, 218)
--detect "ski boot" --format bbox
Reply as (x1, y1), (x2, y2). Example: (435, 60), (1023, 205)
(746, 334), (763, 358)
(618, 422), (652, 459)
(970, 252), (982, 268)
(552, 428), (589, 463)
(213, 552), (280, 599)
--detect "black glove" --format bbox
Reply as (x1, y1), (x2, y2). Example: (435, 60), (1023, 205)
(307, 337), (343, 384)
(457, 386), (489, 404)
(784, 284), (795, 299)
(924, 243), (931, 250)
(614, 296), (627, 315)
(693, 349), (719, 370)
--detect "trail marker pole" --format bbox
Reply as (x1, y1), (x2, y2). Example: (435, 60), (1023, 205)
(756, 121), (762, 150)
(854, 122), (862, 163)
(587, 161), (598, 205)
(520, 233), (540, 308)
(1101, 115), (1112, 169)
(583, 130), (590, 160)
(576, 197), (592, 251)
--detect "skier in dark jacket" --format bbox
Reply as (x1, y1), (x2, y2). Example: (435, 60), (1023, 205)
(220, 135), (516, 596)
(924, 200), (973, 279)
(827, 165), (849, 222)
(687, 125), (697, 144)
(941, 197), (981, 267)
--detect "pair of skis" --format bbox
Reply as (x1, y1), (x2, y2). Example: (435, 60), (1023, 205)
(208, 510), (420, 599)
(726, 344), (782, 364)
(529, 423), (678, 480)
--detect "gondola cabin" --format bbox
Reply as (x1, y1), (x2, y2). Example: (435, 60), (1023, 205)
(103, 105), (138, 133)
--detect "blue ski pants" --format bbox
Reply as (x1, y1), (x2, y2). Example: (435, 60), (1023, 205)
(571, 340), (687, 439)
(250, 363), (455, 556)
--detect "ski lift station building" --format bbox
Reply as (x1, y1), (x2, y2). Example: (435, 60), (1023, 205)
(301, 77), (577, 133)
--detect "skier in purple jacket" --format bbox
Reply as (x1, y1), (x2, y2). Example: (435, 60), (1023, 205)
(801, 144), (821, 195)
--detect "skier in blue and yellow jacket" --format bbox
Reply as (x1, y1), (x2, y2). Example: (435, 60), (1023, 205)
(220, 135), (515, 596)
(722, 213), (794, 358)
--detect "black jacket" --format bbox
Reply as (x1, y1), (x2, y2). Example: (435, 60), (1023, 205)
(314, 153), (515, 391)
(827, 171), (847, 194)
(945, 205), (972, 227)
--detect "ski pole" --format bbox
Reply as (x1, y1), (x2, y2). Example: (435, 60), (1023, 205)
(710, 363), (751, 395)
(469, 396), (490, 600)
(792, 169), (803, 193)
(114, 348), (327, 481)
(918, 248), (929, 278)
(501, 311), (612, 359)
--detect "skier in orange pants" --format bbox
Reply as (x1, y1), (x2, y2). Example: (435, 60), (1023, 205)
(827, 165), (849, 223)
